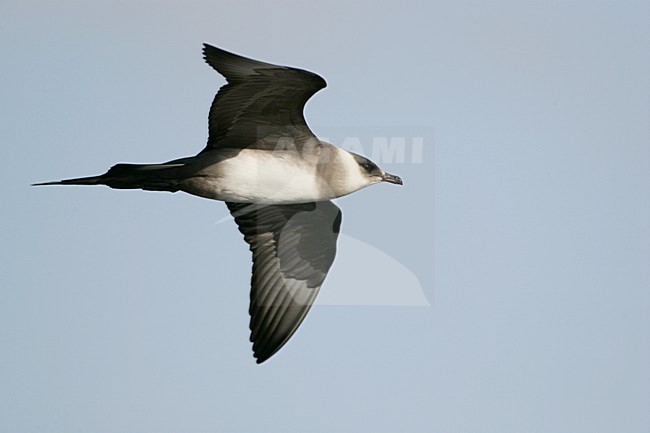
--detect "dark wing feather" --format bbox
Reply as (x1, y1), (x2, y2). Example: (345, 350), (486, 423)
(202, 44), (326, 152)
(227, 201), (342, 363)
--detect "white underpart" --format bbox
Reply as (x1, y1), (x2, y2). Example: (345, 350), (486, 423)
(213, 150), (327, 204)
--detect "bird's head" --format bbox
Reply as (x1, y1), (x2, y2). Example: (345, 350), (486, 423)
(318, 145), (403, 198)
(349, 152), (403, 187)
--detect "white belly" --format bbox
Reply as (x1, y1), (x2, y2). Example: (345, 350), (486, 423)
(203, 150), (330, 204)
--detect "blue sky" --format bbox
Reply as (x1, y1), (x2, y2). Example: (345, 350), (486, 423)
(1, 1), (648, 432)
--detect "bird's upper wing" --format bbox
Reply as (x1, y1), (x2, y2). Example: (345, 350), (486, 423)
(201, 44), (327, 153)
(227, 201), (342, 363)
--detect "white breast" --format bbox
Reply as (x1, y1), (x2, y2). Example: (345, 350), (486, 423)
(211, 150), (329, 204)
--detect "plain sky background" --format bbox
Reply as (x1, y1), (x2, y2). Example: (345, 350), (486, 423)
(1, 0), (648, 432)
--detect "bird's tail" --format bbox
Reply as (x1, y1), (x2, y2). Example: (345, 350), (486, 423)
(32, 175), (105, 186)
(32, 162), (187, 192)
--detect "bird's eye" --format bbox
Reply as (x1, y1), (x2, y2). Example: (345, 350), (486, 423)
(361, 162), (373, 172)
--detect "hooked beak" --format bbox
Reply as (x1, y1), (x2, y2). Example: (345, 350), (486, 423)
(381, 172), (403, 185)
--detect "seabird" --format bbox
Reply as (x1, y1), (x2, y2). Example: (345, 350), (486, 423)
(34, 44), (403, 363)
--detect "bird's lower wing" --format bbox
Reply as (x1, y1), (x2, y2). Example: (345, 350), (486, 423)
(227, 201), (342, 363)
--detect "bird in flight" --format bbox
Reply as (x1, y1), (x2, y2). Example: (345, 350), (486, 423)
(34, 43), (403, 363)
